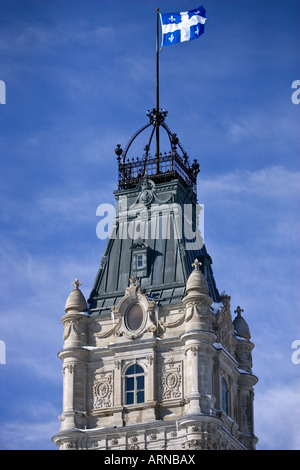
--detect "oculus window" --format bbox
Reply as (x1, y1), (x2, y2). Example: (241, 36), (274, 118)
(125, 303), (144, 331)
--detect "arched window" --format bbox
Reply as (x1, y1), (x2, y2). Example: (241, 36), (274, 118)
(125, 364), (145, 405)
(221, 377), (229, 414)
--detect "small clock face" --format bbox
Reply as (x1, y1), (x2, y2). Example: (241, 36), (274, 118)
(140, 189), (153, 205)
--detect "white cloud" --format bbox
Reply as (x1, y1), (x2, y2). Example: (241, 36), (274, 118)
(228, 117), (268, 142)
(0, 239), (100, 378)
(197, 164), (300, 450)
(0, 417), (58, 450)
(255, 382), (300, 450)
(200, 165), (300, 254)
(0, 20), (115, 54)
(201, 165), (300, 200)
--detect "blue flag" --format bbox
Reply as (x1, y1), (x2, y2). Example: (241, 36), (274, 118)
(160, 6), (206, 47)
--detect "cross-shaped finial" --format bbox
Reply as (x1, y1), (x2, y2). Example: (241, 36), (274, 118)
(234, 306), (244, 316)
(72, 278), (82, 290)
(192, 259), (202, 270)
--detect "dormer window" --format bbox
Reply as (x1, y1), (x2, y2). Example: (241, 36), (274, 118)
(130, 242), (151, 279)
(132, 251), (147, 277)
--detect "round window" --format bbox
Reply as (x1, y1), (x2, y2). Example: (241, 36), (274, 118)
(125, 303), (144, 331)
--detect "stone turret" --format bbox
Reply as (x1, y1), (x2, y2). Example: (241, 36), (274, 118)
(232, 306), (257, 449)
(233, 306), (251, 340)
(182, 260), (216, 417)
(182, 258), (213, 331)
(58, 280), (89, 434)
(233, 306), (254, 373)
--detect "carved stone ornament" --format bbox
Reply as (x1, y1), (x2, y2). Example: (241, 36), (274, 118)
(185, 345), (199, 356)
(88, 440), (99, 449)
(63, 318), (86, 341)
(184, 300), (206, 322)
(140, 188), (153, 205)
(64, 442), (76, 449)
(105, 278), (156, 339)
(214, 296), (235, 354)
(72, 278), (82, 289)
(93, 370), (113, 409)
(185, 439), (201, 450)
(162, 359), (182, 400)
(62, 363), (74, 375)
(131, 178), (174, 208)
(92, 317), (122, 339)
(159, 308), (186, 330)
(127, 444), (139, 450)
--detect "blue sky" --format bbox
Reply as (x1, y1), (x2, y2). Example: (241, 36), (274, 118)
(0, 0), (299, 450)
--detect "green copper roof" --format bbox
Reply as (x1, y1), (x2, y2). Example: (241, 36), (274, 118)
(88, 177), (219, 315)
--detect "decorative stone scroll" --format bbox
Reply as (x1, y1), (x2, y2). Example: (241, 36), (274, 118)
(106, 278), (156, 340)
(63, 319), (86, 341)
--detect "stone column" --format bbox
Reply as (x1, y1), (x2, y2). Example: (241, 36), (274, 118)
(145, 353), (156, 421)
(112, 359), (123, 427)
(60, 362), (75, 430)
(185, 343), (201, 414)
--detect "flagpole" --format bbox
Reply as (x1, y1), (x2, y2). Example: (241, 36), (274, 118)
(155, 8), (160, 174)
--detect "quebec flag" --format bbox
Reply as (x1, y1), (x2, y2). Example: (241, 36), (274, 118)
(160, 6), (206, 47)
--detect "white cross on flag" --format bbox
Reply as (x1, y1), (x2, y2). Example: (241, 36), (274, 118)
(160, 6), (206, 47)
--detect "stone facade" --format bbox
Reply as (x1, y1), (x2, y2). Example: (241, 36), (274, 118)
(52, 266), (258, 450)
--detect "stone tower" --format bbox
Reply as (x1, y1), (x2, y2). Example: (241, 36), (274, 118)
(52, 109), (258, 450)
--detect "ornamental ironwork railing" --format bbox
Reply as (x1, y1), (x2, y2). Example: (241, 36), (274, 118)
(115, 109), (200, 193)
(116, 151), (199, 193)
